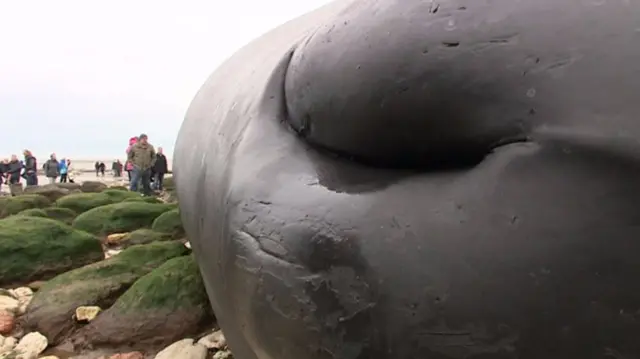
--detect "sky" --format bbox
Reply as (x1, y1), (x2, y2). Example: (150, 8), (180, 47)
(0, 0), (332, 160)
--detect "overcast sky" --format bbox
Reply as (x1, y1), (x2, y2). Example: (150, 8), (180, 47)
(0, 0), (332, 160)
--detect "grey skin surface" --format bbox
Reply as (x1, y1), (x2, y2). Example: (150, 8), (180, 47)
(174, 0), (640, 358)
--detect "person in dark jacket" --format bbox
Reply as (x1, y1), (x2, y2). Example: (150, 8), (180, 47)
(95, 161), (100, 177)
(43, 153), (60, 184)
(98, 162), (106, 177)
(6, 155), (23, 196)
(0, 159), (8, 192)
(23, 150), (38, 186)
(153, 147), (169, 191)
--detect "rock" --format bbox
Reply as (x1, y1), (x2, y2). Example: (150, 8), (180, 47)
(154, 339), (207, 359)
(101, 190), (141, 203)
(197, 330), (225, 350)
(26, 282), (45, 292)
(72, 202), (175, 236)
(75, 255), (211, 348)
(13, 331), (48, 358)
(0, 216), (104, 287)
(0, 312), (14, 335)
(11, 288), (33, 303)
(150, 209), (184, 239)
(55, 193), (113, 214)
(22, 185), (70, 202)
(107, 352), (144, 359)
(40, 208), (77, 225)
(0, 195), (51, 219)
(38, 356), (60, 359)
(74, 306), (101, 322)
(55, 183), (81, 191)
(123, 196), (163, 204)
(24, 241), (189, 345)
(105, 233), (129, 245)
(104, 249), (122, 259)
(15, 208), (48, 218)
(0, 297), (18, 314)
(118, 229), (172, 248)
(0, 335), (16, 355)
(80, 181), (108, 193)
(212, 351), (233, 359)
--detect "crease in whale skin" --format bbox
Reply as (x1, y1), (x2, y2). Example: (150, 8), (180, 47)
(174, 0), (640, 358)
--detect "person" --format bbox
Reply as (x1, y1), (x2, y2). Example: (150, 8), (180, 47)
(125, 136), (138, 181)
(111, 160), (119, 177)
(99, 162), (106, 177)
(0, 159), (7, 193)
(43, 153), (60, 184)
(127, 133), (156, 195)
(23, 150), (38, 186)
(94, 161), (100, 177)
(58, 158), (68, 183)
(66, 159), (75, 183)
(7, 155), (23, 195)
(153, 147), (169, 191)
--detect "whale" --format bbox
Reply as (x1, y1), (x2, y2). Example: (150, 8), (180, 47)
(174, 0), (640, 358)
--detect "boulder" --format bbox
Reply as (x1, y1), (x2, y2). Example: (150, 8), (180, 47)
(0, 216), (103, 286)
(80, 181), (108, 193)
(108, 186), (129, 191)
(8, 331), (48, 359)
(151, 208), (184, 239)
(154, 339), (207, 359)
(72, 202), (174, 236)
(123, 196), (163, 204)
(40, 207), (77, 225)
(75, 255), (211, 348)
(55, 183), (81, 191)
(55, 193), (113, 214)
(24, 241), (189, 345)
(161, 176), (175, 191)
(112, 229), (172, 248)
(101, 189), (141, 203)
(0, 195), (51, 219)
(15, 208), (47, 218)
(197, 330), (226, 350)
(0, 335), (16, 356)
(22, 185), (70, 202)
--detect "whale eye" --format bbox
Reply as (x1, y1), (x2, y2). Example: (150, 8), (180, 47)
(283, 5), (531, 169)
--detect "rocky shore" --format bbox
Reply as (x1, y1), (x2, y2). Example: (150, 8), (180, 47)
(0, 178), (233, 359)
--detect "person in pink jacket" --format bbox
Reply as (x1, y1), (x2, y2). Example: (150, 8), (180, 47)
(125, 136), (137, 182)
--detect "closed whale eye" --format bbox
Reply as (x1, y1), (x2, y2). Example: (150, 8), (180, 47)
(283, 2), (532, 169)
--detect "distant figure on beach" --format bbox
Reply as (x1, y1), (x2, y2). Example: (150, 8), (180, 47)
(125, 136), (138, 181)
(59, 158), (68, 183)
(112, 160), (123, 177)
(153, 147), (169, 191)
(94, 161), (100, 177)
(127, 133), (156, 196)
(66, 159), (75, 183)
(99, 162), (106, 177)
(43, 153), (60, 184)
(6, 155), (23, 195)
(0, 159), (7, 192)
(22, 150), (38, 186)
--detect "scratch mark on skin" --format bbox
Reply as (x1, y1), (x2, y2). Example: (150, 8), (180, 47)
(236, 229), (304, 268)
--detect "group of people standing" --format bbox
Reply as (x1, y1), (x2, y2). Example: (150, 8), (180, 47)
(0, 150), (71, 192)
(126, 134), (169, 196)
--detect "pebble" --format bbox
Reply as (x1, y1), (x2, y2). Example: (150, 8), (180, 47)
(106, 233), (129, 245)
(107, 352), (144, 359)
(38, 356), (60, 359)
(184, 241), (191, 249)
(75, 306), (102, 322)
(155, 339), (207, 359)
(0, 296), (19, 314)
(197, 330), (226, 350)
(12, 331), (48, 358)
(0, 312), (14, 335)
(0, 335), (17, 355)
(213, 351), (233, 359)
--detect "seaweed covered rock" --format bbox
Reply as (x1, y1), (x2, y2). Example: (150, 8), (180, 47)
(75, 254), (211, 348)
(72, 202), (174, 236)
(162, 176), (175, 191)
(0, 194), (51, 218)
(123, 196), (163, 204)
(151, 208), (184, 239)
(23, 185), (70, 202)
(41, 207), (77, 225)
(80, 181), (108, 193)
(102, 189), (141, 203)
(113, 229), (172, 248)
(55, 182), (81, 191)
(0, 216), (103, 286)
(24, 241), (189, 345)
(108, 185), (129, 191)
(55, 193), (113, 214)
(16, 208), (48, 218)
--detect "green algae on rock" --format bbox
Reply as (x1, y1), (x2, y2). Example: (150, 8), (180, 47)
(123, 196), (164, 204)
(0, 194), (51, 218)
(118, 229), (173, 248)
(16, 208), (48, 218)
(151, 208), (185, 239)
(79, 181), (108, 193)
(22, 185), (71, 202)
(18, 207), (77, 225)
(101, 189), (141, 203)
(75, 254), (212, 348)
(72, 202), (174, 236)
(55, 193), (114, 214)
(0, 216), (103, 287)
(24, 241), (189, 345)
